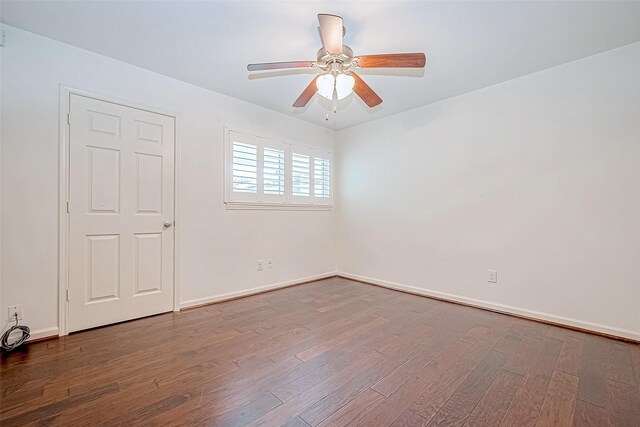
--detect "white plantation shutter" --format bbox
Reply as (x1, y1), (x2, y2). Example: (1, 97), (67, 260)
(229, 131), (261, 202)
(313, 156), (331, 201)
(259, 138), (287, 203)
(291, 148), (332, 204)
(225, 128), (332, 208)
(263, 147), (285, 196)
(232, 142), (258, 194)
(291, 152), (311, 198)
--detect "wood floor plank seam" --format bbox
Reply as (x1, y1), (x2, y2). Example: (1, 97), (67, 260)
(2, 277), (639, 427)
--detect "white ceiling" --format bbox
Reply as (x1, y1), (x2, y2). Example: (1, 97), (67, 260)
(2, 1), (640, 129)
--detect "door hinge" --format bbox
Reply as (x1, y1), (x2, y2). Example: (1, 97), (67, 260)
(67, 113), (71, 126)
(66, 201), (70, 213)
(66, 289), (70, 301)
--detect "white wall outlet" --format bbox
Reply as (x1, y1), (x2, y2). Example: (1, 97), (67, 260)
(257, 260), (264, 271)
(488, 270), (497, 283)
(267, 259), (273, 269)
(8, 305), (23, 321)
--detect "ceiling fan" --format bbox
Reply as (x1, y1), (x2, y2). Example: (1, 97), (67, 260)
(247, 14), (426, 109)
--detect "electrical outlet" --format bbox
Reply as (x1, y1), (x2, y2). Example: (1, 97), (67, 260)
(257, 260), (264, 271)
(8, 305), (23, 321)
(488, 270), (497, 283)
(267, 259), (273, 269)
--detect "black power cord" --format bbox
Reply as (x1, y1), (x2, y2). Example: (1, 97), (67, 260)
(1, 313), (30, 352)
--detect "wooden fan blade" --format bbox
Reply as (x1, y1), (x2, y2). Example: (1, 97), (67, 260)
(318, 14), (343, 55)
(356, 53), (426, 68)
(248, 61), (314, 71)
(293, 76), (319, 107)
(351, 73), (382, 107)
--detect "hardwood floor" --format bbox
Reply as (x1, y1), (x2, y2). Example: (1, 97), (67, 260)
(1, 277), (639, 426)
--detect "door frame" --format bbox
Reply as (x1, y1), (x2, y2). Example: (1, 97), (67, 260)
(58, 86), (181, 336)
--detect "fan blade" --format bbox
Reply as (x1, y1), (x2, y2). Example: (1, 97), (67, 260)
(356, 53), (426, 68)
(248, 61), (314, 71)
(318, 14), (343, 55)
(351, 73), (382, 107)
(293, 76), (320, 107)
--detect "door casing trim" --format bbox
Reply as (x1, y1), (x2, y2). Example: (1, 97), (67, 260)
(58, 86), (181, 336)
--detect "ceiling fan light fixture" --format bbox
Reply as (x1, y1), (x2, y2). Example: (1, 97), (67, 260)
(316, 74), (335, 100)
(335, 73), (355, 100)
(316, 73), (354, 101)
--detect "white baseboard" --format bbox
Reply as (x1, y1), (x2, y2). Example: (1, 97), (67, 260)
(179, 272), (337, 310)
(337, 272), (640, 342)
(25, 273), (637, 343)
(28, 327), (59, 342)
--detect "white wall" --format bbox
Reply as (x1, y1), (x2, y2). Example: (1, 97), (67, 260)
(336, 42), (640, 340)
(2, 25), (639, 342)
(0, 26), (336, 336)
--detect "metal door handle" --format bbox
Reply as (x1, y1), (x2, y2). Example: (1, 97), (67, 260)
(163, 221), (173, 228)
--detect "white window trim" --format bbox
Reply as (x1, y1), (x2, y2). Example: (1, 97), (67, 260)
(224, 126), (333, 210)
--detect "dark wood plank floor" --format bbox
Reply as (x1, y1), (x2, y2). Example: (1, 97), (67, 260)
(1, 277), (639, 426)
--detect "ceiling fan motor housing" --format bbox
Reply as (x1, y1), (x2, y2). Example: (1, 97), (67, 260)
(317, 45), (354, 71)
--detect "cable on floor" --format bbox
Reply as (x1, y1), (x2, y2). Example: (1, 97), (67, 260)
(1, 313), (30, 352)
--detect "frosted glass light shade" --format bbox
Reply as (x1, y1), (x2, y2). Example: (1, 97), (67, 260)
(335, 73), (355, 100)
(316, 74), (335, 100)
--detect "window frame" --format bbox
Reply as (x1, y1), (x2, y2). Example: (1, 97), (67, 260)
(224, 127), (333, 210)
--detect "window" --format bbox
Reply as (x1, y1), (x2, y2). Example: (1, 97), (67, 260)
(290, 148), (331, 204)
(314, 156), (331, 199)
(232, 142), (258, 194)
(292, 153), (310, 197)
(263, 147), (285, 196)
(225, 128), (332, 209)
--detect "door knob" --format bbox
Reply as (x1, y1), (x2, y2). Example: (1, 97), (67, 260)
(163, 221), (173, 228)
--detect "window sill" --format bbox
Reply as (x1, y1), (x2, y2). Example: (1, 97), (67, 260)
(224, 201), (333, 211)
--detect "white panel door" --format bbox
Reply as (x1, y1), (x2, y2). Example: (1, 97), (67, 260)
(68, 94), (175, 332)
